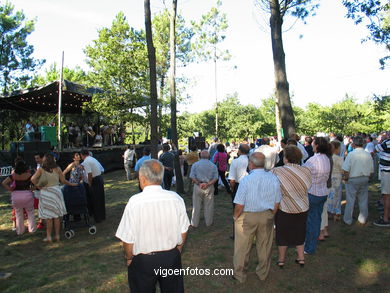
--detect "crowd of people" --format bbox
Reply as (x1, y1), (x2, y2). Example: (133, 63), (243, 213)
(117, 130), (389, 292)
(2, 129), (388, 290)
(1, 149), (106, 242)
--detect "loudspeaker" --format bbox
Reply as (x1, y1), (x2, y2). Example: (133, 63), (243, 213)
(188, 137), (205, 150)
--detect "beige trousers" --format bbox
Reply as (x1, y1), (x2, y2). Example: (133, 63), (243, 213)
(191, 183), (214, 227)
(233, 210), (274, 283)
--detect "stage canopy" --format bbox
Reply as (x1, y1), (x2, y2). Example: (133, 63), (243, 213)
(0, 80), (103, 114)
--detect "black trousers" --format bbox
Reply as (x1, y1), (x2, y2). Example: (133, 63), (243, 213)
(84, 175), (106, 223)
(128, 248), (184, 293)
(214, 170), (231, 195)
(163, 169), (174, 190)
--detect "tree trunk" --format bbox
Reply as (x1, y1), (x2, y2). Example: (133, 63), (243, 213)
(274, 93), (282, 140)
(144, 0), (159, 159)
(158, 74), (164, 139)
(269, 0), (296, 138)
(169, 0), (184, 194)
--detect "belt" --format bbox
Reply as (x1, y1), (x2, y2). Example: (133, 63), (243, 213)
(140, 247), (177, 256)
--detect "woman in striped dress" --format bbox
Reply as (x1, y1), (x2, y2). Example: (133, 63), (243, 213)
(31, 153), (77, 242)
(271, 146), (312, 268)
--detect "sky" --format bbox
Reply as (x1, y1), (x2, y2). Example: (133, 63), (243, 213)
(10, 0), (390, 113)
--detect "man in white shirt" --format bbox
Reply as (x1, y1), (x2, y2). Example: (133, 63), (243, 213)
(228, 144), (250, 239)
(233, 152), (281, 283)
(254, 137), (279, 171)
(81, 149), (106, 223)
(116, 159), (190, 293)
(123, 145), (135, 181)
(342, 136), (374, 225)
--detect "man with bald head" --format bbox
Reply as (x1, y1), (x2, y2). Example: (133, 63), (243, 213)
(233, 152), (281, 283)
(116, 159), (190, 293)
(189, 150), (219, 227)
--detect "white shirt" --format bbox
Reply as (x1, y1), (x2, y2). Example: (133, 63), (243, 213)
(228, 154), (248, 183)
(254, 145), (279, 171)
(234, 169), (281, 212)
(297, 142), (309, 163)
(82, 156), (103, 178)
(124, 149), (135, 163)
(116, 185), (190, 255)
(343, 148), (373, 178)
(365, 142), (375, 154)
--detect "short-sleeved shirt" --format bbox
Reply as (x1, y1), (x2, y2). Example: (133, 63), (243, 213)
(254, 145), (279, 171)
(124, 149), (135, 163)
(115, 185), (190, 255)
(271, 164), (311, 213)
(189, 159), (218, 183)
(304, 153), (330, 196)
(375, 139), (390, 172)
(234, 169), (281, 212)
(342, 148), (373, 178)
(134, 155), (151, 172)
(159, 152), (175, 169)
(228, 154), (248, 183)
(82, 156), (102, 178)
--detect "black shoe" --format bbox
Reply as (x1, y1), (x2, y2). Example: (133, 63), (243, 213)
(276, 260), (285, 269)
(295, 259), (305, 268)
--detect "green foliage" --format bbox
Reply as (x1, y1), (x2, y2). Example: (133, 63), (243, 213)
(0, 1), (45, 94)
(343, 0), (390, 68)
(295, 95), (389, 135)
(30, 63), (88, 86)
(177, 93), (389, 142)
(84, 12), (148, 125)
(191, 0), (230, 62)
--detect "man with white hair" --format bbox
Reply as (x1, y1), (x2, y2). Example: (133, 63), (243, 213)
(189, 150), (218, 227)
(116, 159), (190, 293)
(233, 152), (281, 283)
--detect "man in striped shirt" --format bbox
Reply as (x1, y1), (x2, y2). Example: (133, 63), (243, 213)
(374, 132), (390, 227)
(233, 152), (281, 283)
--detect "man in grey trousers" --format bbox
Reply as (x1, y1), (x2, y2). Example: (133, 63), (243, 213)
(342, 136), (374, 225)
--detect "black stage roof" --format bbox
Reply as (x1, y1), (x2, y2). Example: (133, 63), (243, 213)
(0, 80), (103, 114)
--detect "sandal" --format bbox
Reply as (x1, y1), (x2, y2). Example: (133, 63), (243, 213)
(276, 260), (285, 269)
(43, 237), (52, 243)
(295, 259), (305, 268)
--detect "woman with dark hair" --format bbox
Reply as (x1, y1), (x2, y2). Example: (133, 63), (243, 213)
(2, 160), (36, 235)
(271, 146), (312, 268)
(62, 152), (86, 219)
(31, 153), (77, 242)
(213, 144), (231, 195)
(303, 137), (331, 254)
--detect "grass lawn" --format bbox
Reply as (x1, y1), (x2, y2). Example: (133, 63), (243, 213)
(0, 170), (389, 293)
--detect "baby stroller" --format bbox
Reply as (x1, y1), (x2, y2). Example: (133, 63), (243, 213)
(62, 183), (96, 239)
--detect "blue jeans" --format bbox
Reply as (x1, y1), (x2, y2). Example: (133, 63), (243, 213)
(304, 194), (327, 254)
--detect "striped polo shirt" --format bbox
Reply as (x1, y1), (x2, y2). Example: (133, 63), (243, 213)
(271, 164), (312, 213)
(234, 169), (281, 212)
(376, 139), (390, 172)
